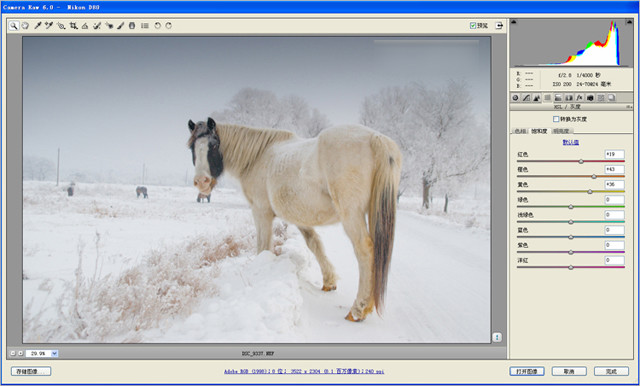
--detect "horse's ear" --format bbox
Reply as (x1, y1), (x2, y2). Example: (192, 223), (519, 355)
(188, 120), (196, 132)
(207, 117), (217, 132)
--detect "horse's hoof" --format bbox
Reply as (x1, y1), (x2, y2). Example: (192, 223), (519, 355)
(322, 284), (337, 292)
(345, 312), (363, 322)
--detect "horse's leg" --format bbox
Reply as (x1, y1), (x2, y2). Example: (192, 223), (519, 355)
(252, 208), (275, 252)
(341, 213), (375, 322)
(297, 226), (337, 291)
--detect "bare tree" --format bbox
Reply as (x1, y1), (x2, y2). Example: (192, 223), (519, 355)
(360, 80), (489, 211)
(305, 108), (331, 138)
(23, 156), (55, 181)
(217, 88), (283, 128)
(418, 81), (489, 210)
(212, 88), (331, 138)
(282, 95), (310, 130)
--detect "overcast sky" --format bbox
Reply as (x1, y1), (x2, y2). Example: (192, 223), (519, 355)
(23, 36), (490, 183)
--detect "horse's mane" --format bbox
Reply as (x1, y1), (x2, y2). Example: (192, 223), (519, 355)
(217, 124), (296, 176)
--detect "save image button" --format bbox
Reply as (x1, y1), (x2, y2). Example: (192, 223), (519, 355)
(11, 367), (51, 376)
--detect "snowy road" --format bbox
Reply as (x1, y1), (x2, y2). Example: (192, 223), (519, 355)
(294, 210), (491, 343)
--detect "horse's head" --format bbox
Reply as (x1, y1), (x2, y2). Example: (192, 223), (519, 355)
(187, 117), (223, 195)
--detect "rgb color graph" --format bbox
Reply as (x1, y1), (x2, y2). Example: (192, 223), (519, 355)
(549, 22), (620, 66)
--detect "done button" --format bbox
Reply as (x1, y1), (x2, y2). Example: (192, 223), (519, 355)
(595, 367), (629, 376)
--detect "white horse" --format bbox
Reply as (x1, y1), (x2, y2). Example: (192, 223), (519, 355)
(187, 118), (402, 321)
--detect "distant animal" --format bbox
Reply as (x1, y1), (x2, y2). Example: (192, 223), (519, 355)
(187, 118), (402, 322)
(197, 192), (211, 203)
(136, 186), (148, 199)
(66, 182), (76, 197)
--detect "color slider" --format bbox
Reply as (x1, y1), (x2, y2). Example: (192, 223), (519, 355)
(517, 250), (624, 254)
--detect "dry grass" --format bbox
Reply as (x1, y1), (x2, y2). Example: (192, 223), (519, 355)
(87, 201), (119, 218)
(23, 224), (292, 343)
(22, 196), (39, 206)
(197, 236), (246, 267)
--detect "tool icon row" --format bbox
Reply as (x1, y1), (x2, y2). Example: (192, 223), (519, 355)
(8, 21), (173, 31)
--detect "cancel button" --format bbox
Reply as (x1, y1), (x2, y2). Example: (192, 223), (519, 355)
(552, 367), (586, 376)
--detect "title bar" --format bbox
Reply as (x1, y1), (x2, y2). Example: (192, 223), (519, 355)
(1, 1), (639, 14)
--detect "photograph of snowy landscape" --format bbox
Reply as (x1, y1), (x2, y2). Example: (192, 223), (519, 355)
(22, 36), (491, 343)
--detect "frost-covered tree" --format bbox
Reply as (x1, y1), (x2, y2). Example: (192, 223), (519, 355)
(417, 81), (489, 211)
(305, 108), (331, 138)
(212, 88), (331, 137)
(360, 80), (489, 211)
(23, 156), (55, 181)
(216, 88), (283, 128)
(360, 84), (420, 200)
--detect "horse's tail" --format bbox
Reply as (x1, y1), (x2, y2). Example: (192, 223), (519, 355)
(368, 134), (402, 314)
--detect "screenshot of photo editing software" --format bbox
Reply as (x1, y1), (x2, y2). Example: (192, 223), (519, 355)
(1, 1), (638, 384)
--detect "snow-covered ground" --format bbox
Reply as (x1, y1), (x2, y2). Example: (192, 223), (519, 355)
(22, 181), (490, 343)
